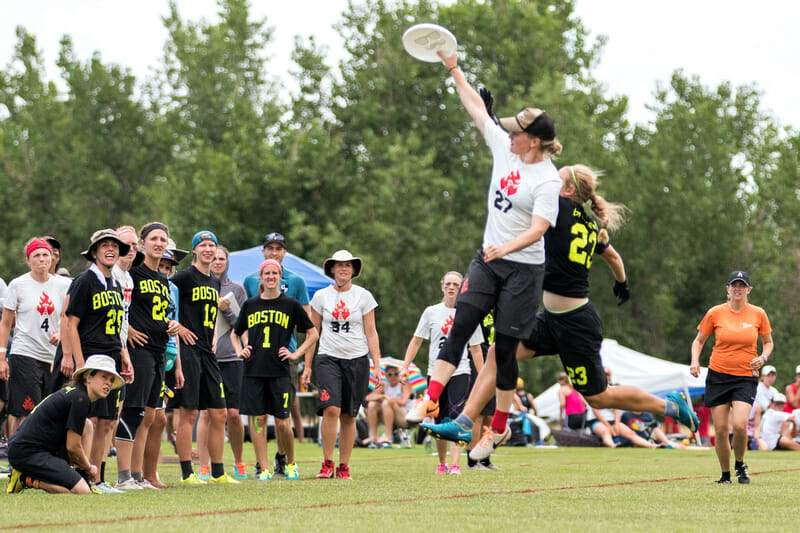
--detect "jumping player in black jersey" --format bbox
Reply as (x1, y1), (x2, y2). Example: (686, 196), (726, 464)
(172, 230), (237, 484)
(6, 355), (124, 494)
(63, 229), (133, 491)
(425, 165), (698, 458)
(232, 259), (318, 481)
(115, 222), (180, 490)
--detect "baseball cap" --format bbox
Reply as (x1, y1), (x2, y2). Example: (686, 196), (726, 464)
(498, 108), (556, 140)
(795, 364), (800, 375)
(772, 392), (787, 404)
(727, 270), (750, 286)
(191, 230), (218, 250)
(263, 232), (286, 248)
(761, 365), (776, 376)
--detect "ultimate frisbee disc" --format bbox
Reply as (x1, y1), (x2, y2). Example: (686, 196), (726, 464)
(402, 23), (457, 63)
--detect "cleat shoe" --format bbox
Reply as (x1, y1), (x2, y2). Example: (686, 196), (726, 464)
(421, 420), (472, 445)
(285, 463), (299, 481)
(6, 469), (24, 494)
(257, 470), (272, 481)
(736, 463), (750, 484)
(180, 473), (208, 485)
(448, 465), (462, 475)
(94, 481), (124, 493)
(115, 478), (144, 490)
(481, 459), (501, 471)
(197, 466), (210, 481)
(435, 463), (449, 475)
(254, 462), (262, 478)
(209, 473), (240, 484)
(471, 425), (511, 460)
(666, 391), (699, 432)
(335, 464), (351, 480)
(716, 475), (732, 484)
(406, 397), (439, 424)
(273, 453), (287, 477)
(90, 484), (103, 494)
(317, 460), (335, 479)
(466, 462), (490, 471)
(137, 479), (159, 490)
(233, 462), (248, 480)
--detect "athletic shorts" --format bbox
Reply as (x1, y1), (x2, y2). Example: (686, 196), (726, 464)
(7, 354), (51, 417)
(457, 251), (544, 339)
(436, 373), (471, 422)
(240, 375), (292, 419)
(704, 369), (757, 407)
(523, 302), (608, 397)
(315, 354), (370, 417)
(88, 351), (124, 420)
(179, 344), (226, 410)
(8, 447), (83, 491)
(124, 347), (164, 409)
(219, 359), (243, 410)
(566, 412), (586, 430)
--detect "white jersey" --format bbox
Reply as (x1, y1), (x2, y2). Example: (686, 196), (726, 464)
(112, 264), (134, 347)
(749, 382), (779, 425)
(413, 302), (483, 377)
(4, 272), (70, 363)
(760, 409), (792, 450)
(482, 119), (561, 264)
(311, 284), (378, 360)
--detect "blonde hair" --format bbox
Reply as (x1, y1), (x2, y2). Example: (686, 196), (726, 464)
(441, 271), (463, 284)
(568, 165), (627, 243)
(540, 138), (563, 157)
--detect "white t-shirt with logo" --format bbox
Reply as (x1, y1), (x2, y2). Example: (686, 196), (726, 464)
(4, 272), (70, 362)
(311, 284), (378, 360)
(413, 302), (483, 377)
(482, 119), (561, 265)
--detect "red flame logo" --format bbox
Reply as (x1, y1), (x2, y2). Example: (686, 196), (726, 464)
(37, 292), (55, 316)
(500, 170), (521, 196)
(441, 314), (454, 335)
(332, 300), (350, 320)
(320, 389), (330, 402)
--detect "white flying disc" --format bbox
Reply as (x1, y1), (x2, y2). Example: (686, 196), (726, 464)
(402, 23), (457, 63)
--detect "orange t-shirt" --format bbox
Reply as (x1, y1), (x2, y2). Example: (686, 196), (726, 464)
(697, 303), (771, 377)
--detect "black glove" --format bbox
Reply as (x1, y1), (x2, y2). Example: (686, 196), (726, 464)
(479, 87), (498, 124)
(613, 279), (630, 306)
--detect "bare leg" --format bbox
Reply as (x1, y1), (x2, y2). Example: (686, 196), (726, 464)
(131, 407), (156, 474)
(338, 414), (357, 464)
(251, 415), (269, 471)
(275, 417), (295, 464)
(436, 438), (448, 464)
(592, 422), (618, 448)
(585, 386), (666, 414)
(320, 406), (340, 462)
(711, 404), (732, 471)
(143, 409), (167, 487)
(291, 397), (304, 443)
(365, 401), (380, 443)
(206, 407), (227, 464)
(380, 400), (395, 442)
(176, 408), (198, 463)
(449, 442), (461, 467)
(196, 410), (210, 470)
(226, 408), (244, 465)
(730, 401), (751, 463)
(429, 360), (457, 392)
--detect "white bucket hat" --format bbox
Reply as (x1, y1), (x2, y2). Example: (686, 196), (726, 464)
(323, 249), (363, 279)
(73, 355), (124, 390)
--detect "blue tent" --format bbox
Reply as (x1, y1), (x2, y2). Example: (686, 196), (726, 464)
(226, 246), (331, 299)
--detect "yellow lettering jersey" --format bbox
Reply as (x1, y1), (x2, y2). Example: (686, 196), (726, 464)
(697, 303), (771, 377)
(65, 270), (124, 355)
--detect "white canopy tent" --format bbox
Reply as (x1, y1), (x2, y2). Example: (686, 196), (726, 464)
(533, 339), (708, 422)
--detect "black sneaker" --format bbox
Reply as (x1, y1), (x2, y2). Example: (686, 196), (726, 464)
(254, 462), (262, 478)
(716, 474), (732, 484)
(273, 453), (286, 477)
(735, 463), (750, 484)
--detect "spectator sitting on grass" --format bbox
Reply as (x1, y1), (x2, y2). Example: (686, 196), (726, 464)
(363, 365), (413, 447)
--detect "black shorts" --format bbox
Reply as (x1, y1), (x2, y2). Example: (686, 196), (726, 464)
(219, 359), (243, 410)
(436, 373), (471, 422)
(179, 345), (226, 410)
(457, 251), (544, 339)
(315, 354), (370, 417)
(8, 448), (82, 491)
(7, 354), (51, 417)
(523, 302), (608, 397)
(566, 412), (586, 430)
(124, 347), (165, 409)
(88, 351), (125, 420)
(704, 369), (757, 407)
(241, 375), (292, 419)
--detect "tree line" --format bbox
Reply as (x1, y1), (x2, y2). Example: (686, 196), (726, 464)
(2, 0), (798, 394)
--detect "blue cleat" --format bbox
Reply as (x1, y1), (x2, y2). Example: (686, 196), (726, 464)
(666, 391), (699, 432)
(421, 419), (472, 446)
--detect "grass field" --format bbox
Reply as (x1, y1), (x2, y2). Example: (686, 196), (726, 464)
(4, 439), (799, 532)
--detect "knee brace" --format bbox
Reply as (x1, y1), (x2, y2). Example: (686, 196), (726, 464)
(116, 406), (145, 442)
(494, 333), (519, 391)
(437, 302), (484, 366)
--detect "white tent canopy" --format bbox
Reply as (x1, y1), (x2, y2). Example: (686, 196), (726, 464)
(533, 339), (708, 422)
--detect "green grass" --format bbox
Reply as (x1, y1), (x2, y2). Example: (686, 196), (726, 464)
(4, 440), (800, 532)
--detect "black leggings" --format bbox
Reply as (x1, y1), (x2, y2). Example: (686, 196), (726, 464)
(494, 332), (519, 391)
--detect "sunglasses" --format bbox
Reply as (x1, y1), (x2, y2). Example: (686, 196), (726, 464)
(386, 372), (399, 377)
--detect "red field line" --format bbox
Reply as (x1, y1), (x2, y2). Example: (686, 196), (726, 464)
(5, 468), (800, 530)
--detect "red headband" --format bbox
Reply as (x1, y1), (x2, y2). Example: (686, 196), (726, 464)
(260, 259), (283, 274)
(26, 239), (53, 259)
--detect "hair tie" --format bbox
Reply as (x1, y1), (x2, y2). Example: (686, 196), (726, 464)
(569, 166), (580, 198)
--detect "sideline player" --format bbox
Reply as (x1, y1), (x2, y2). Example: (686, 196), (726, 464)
(0, 238), (70, 435)
(172, 230), (237, 484)
(232, 259), (317, 480)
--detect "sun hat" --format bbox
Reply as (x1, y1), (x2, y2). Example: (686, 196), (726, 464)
(727, 270), (751, 287)
(165, 238), (188, 265)
(191, 230), (218, 250)
(81, 229), (131, 261)
(323, 250), (363, 279)
(73, 354), (124, 390)
(498, 107), (556, 140)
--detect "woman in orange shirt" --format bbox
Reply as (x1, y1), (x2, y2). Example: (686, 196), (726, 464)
(690, 271), (773, 484)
